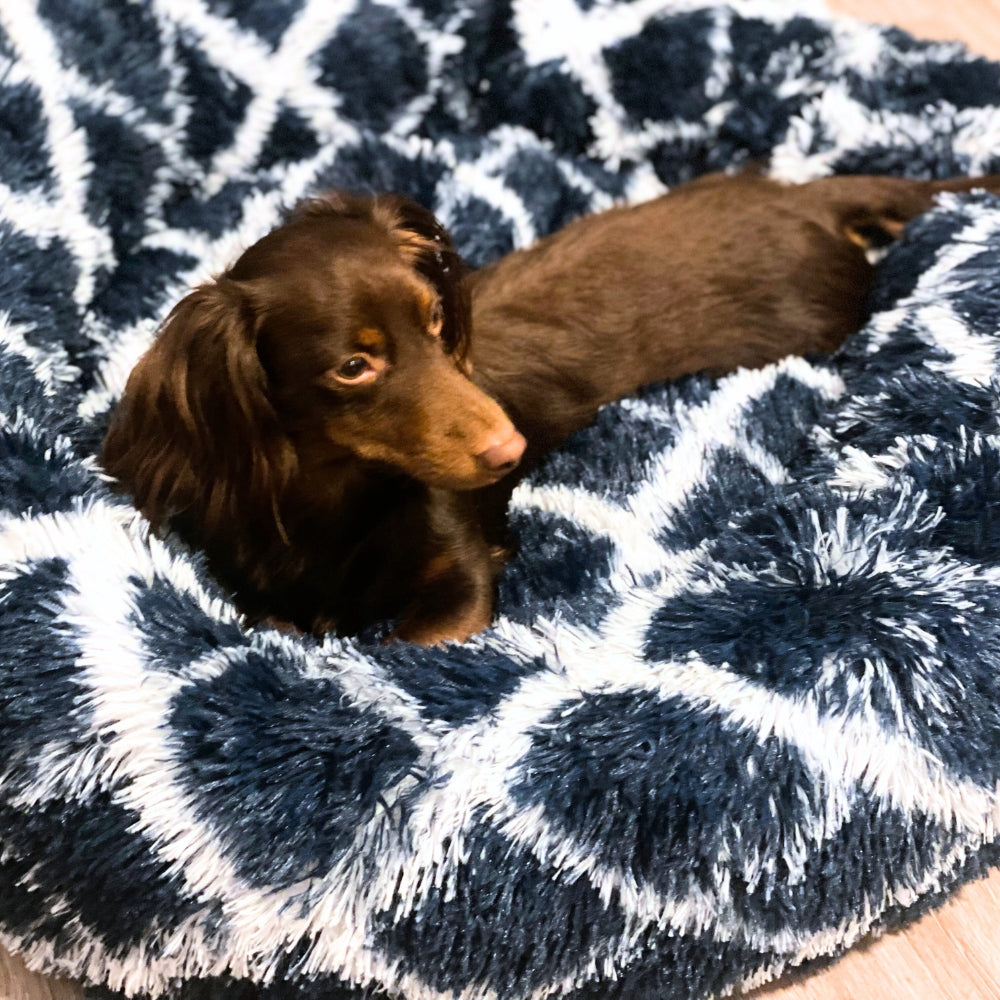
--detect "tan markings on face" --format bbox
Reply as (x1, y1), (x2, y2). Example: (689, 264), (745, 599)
(844, 225), (871, 249)
(416, 286), (434, 314)
(421, 551), (457, 584)
(356, 326), (386, 353)
(845, 217), (906, 250)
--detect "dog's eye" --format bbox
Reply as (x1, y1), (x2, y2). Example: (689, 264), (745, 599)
(327, 351), (384, 386)
(337, 356), (371, 380)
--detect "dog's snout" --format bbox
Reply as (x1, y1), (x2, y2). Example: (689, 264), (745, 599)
(476, 428), (526, 473)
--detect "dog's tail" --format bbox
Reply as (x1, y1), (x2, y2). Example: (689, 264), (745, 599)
(812, 173), (1000, 248)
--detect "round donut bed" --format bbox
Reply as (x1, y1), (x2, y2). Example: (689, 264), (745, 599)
(4, 1), (1000, 998)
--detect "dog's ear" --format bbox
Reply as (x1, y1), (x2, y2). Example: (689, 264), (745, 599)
(290, 189), (360, 223)
(101, 279), (296, 543)
(380, 195), (471, 362)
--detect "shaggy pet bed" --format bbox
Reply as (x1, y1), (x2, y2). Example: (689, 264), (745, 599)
(3, 1), (1000, 997)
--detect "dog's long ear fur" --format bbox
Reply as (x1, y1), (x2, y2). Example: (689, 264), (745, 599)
(101, 279), (296, 545)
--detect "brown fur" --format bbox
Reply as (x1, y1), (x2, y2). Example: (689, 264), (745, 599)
(102, 172), (1000, 643)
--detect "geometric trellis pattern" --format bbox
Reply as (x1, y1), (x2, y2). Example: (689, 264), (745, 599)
(2, 2), (1000, 998)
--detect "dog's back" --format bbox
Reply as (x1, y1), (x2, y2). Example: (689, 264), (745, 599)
(468, 172), (1000, 462)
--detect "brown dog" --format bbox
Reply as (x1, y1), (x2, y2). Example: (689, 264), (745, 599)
(101, 172), (1000, 644)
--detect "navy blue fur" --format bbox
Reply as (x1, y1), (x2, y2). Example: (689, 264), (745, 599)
(533, 401), (677, 501)
(162, 180), (266, 239)
(0, 559), (88, 783)
(656, 448), (776, 551)
(500, 508), (618, 628)
(605, 12), (717, 127)
(863, 209), (970, 311)
(39, 0), (173, 117)
(558, 932), (769, 1000)
(1, 3), (1000, 999)
(76, 109), (163, 258)
(0, 424), (92, 516)
(315, 2), (429, 131)
(372, 815), (628, 996)
(0, 345), (81, 445)
(0, 796), (210, 952)
(906, 435), (1000, 562)
(256, 106), (320, 172)
(376, 641), (546, 726)
(740, 372), (834, 474)
(0, 226), (82, 355)
(442, 195), (516, 269)
(730, 801), (954, 935)
(170, 647), (421, 887)
(128, 573), (248, 673)
(204, 0), (305, 49)
(0, 84), (53, 193)
(502, 148), (604, 239)
(835, 370), (1000, 453)
(316, 138), (449, 217)
(90, 247), (200, 326)
(177, 40), (253, 165)
(515, 692), (824, 900)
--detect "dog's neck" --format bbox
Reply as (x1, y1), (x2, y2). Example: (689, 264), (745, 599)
(200, 453), (434, 629)
(284, 450), (425, 523)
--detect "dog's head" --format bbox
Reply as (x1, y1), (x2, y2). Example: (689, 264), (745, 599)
(101, 192), (525, 542)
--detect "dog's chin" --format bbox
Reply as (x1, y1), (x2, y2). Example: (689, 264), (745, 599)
(417, 462), (517, 492)
(353, 445), (519, 491)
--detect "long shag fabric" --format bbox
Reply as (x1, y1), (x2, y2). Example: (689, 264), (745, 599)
(4, 1), (1000, 998)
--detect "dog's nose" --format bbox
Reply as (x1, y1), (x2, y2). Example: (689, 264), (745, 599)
(477, 428), (526, 473)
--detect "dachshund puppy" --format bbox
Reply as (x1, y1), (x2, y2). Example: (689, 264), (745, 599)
(103, 194), (518, 644)
(102, 172), (1000, 643)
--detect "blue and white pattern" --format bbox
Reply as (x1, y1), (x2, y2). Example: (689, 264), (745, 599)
(3, 1), (1000, 997)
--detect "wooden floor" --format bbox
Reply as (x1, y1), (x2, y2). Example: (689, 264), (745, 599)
(749, 869), (1000, 1000)
(828, 0), (1000, 59)
(3, 2), (1000, 1000)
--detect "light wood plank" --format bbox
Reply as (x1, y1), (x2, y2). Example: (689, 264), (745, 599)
(0, 946), (81, 1000)
(826, 0), (1000, 59)
(5, 4), (1000, 1000)
(749, 870), (1000, 999)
